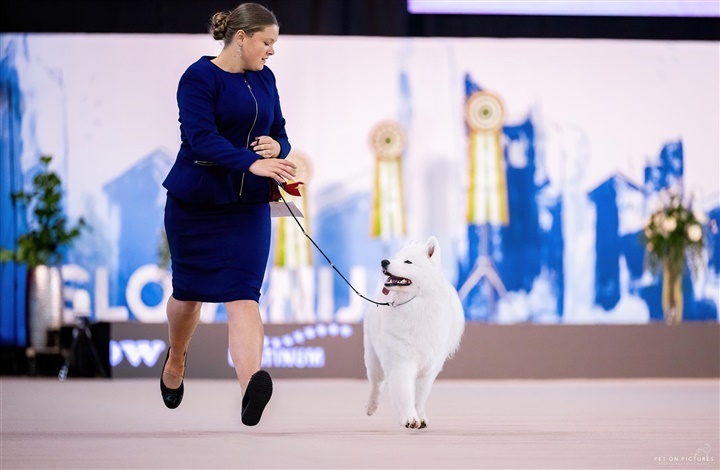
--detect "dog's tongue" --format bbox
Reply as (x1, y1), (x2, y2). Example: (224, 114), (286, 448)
(382, 287), (389, 295)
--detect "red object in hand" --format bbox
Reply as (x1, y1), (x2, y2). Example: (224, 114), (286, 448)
(282, 181), (303, 197)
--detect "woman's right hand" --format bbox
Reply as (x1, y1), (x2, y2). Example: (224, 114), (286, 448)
(248, 158), (296, 184)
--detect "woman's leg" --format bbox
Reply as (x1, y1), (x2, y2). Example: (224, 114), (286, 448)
(163, 296), (202, 388)
(225, 299), (264, 394)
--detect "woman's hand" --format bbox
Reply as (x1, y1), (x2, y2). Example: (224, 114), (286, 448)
(250, 136), (281, 159)
(249, 157), (296, 184)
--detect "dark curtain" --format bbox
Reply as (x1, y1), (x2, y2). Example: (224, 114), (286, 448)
(1, 0), (718, 40)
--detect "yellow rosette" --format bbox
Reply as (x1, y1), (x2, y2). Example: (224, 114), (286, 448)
(370, 120), (407, 240)
(465, 91), (509, 226)
(274, 152), (312, 268)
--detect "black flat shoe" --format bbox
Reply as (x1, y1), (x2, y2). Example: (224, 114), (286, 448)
(160, 347), (186, 409)
(241, 370), (273, 426)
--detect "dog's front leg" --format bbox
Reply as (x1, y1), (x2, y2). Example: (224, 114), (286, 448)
(388, 363), (421, 428)
(414, 371), (439, 429)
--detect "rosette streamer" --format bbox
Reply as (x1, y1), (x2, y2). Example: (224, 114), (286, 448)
(370, 121), (407, 240)
(274, 153), (312, 268)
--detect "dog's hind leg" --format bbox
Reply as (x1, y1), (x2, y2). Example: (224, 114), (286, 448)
(364, 344), (385, 416)
(414, 371), (440, 429)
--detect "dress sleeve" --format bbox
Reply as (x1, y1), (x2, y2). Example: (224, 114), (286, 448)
(177, 66), (260, 172)
(266, 69), (291, 160)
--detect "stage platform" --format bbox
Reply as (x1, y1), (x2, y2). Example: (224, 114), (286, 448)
(2, 377), (718, 469)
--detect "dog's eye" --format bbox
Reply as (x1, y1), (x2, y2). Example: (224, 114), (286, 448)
(404, 260), (412, 264)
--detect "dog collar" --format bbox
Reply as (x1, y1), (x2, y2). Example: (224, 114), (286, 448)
(388, 296), (416, 308)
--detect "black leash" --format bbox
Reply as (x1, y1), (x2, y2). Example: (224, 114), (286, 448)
(274, 183), (395, 308)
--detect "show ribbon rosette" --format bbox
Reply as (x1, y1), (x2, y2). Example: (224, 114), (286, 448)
(370, 120), (407, 240)
(465, 90), (509, 226)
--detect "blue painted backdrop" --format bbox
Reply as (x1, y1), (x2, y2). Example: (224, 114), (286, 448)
(1, 34), (717, 345)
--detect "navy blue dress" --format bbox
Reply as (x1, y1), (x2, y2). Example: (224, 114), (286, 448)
(163, 56), (291, 302)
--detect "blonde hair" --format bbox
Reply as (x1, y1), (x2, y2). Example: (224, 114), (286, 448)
(209, 3), (278, 43)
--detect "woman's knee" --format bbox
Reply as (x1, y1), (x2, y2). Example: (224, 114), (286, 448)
(168, 296), (202, 314)
(225, 299), (259, 316)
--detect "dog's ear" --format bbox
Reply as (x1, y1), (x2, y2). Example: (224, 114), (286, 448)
(426, 236), (441, 265)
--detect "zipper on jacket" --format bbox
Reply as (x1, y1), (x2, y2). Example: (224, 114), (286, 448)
(240, 76), (258, 196)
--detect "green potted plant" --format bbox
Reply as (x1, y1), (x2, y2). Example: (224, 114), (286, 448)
(642, 190), (706, 325)
(0, 155), (88, 350)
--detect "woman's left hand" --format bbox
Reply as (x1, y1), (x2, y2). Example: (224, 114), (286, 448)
(251, 136), (280, 159)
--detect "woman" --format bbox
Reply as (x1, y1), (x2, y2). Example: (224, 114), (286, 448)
(160, 2), (295, 426)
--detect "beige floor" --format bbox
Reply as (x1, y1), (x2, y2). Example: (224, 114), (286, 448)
(1, 378), (718, 470)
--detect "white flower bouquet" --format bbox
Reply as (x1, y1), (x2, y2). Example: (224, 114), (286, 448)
(643, 191), (706, 275)
(643, 190), (707, 324)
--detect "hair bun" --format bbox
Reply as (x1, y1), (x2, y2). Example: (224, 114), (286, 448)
(210, 11), (229, 40)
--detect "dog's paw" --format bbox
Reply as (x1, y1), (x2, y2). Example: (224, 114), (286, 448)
(419, 419), (428, 429)
(366, 401), (378, 416)
(402, 417), (421, 429)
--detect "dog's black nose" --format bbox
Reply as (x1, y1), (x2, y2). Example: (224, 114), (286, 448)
(381, 259), (389, 268)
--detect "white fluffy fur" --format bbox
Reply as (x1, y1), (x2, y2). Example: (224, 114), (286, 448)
(363, 236), (465, 429)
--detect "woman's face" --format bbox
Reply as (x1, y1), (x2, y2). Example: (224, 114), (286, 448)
(239, 25), (279, 72)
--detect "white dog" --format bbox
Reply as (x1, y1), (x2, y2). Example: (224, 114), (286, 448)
(363, 236), (465, 429)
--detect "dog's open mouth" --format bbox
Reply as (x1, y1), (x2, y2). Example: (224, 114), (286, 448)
(382, 270), (411, 295)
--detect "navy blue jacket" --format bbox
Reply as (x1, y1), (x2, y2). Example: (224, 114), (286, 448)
(163, 56), (291, 204)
